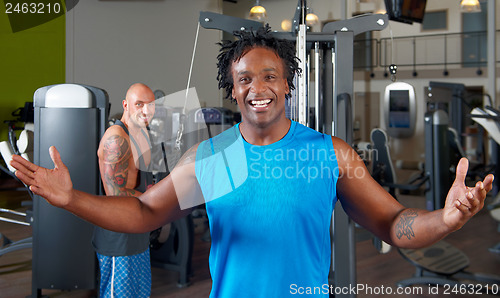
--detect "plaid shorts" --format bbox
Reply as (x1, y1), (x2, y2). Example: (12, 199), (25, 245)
(97, 249), (151, 298)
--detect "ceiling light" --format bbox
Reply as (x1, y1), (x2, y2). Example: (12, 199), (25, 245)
(281, 19), (292, 31)
(249, 0), (267, 21)
(460, 0), (481, 13)
(305, 8), (319, 26)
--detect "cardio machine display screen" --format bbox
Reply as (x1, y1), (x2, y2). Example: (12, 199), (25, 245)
(389, 90), (410, 128)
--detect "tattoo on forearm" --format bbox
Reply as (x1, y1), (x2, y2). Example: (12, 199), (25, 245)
(395, 209), (418, 240)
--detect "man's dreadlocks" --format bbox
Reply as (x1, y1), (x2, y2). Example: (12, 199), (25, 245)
(216, 24), (301, 103)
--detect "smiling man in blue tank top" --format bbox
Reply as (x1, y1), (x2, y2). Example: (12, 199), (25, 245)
(11, 26), (495, 298)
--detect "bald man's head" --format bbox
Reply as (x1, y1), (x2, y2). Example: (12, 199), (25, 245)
(122, 83), (156, 128)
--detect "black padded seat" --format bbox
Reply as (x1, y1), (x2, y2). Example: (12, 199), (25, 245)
(399, 240), (469, 276)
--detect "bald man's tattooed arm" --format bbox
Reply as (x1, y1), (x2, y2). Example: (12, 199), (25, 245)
(101, 135), (139, 196)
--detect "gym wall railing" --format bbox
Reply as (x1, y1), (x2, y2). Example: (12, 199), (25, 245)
(350, 30), (500, 74)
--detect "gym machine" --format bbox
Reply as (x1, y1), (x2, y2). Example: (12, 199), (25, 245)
(424, 82), (499, 208)
(199, 2), (388, 296)
(146, 101), (196, 287)
(370, 128), (428, 199)
(424, 110), (452, 211)
(184, 107), (235, 150)
(0, 108), (34, 258)
(383, 82), (417, 139)
(32, 83), (108, 297)
(470, 106), (500, 255)
(425, 82), (467, 146)
(149, 216), (194, 287)
(149, 106), (235, 287)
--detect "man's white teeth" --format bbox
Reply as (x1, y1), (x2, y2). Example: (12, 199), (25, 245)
(251, 99), (271, 107)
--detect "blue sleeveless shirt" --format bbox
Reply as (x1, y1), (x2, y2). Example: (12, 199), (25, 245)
(195, 121), (339, 297)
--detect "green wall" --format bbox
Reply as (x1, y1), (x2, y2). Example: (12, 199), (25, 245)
(0, 8), (65, 141)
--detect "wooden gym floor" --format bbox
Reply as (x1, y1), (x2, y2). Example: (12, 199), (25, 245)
(0, 176), (499, 298)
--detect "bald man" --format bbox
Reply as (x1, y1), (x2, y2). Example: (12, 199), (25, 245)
(94, 83), (156, 298)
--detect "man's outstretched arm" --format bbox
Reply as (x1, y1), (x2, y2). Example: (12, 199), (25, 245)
(389, 157), (493, 247)
(333, 137), (494, 249)
(11, 146), (197, 233)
